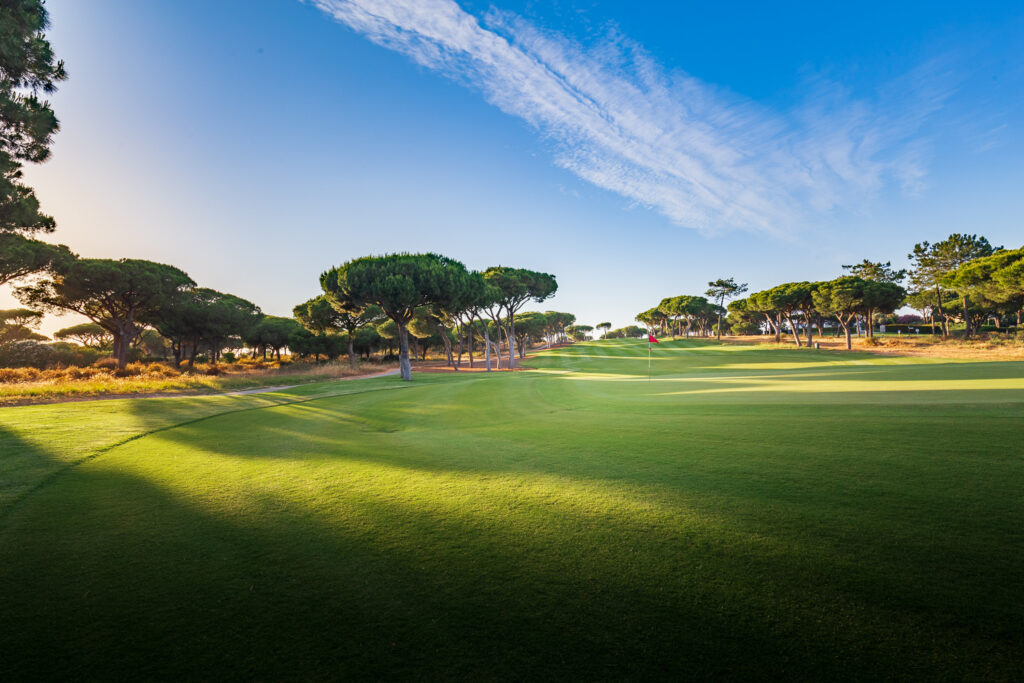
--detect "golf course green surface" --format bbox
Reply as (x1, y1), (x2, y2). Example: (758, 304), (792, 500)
(1, 339), (1022, 680)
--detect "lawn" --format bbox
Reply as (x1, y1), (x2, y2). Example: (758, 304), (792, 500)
(1, 340), (1022, 680)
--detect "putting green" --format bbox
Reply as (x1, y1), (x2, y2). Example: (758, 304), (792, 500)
(1, 340), (1022, 679)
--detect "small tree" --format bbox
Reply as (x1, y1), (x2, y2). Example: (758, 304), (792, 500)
(596, 322), (611, 338)
(705, 278), (748, 340)
(0, 307), (45, 344)
(566, 324), (594, 341)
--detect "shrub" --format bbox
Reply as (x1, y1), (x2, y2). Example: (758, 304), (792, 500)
(0, 341), (57, 368)
(64, 366), (104, 380)
(0, 367), (37, 382)
(221, 352), (236, 363)
(147, 363), (181, 378)
(93, 357), (119, 370)
(123, 362), (151, 376)
(47, 342), (104, 368)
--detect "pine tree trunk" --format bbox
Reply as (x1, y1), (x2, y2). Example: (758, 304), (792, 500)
(398, 323), (412, 381)
(188, 334), (199, 369)
(935, 286), (947, 338)
(787, 315), (802, 346)
(112, 333), (125, 369)
(507, 316), (516, 369)
(484, 325), (491, 371)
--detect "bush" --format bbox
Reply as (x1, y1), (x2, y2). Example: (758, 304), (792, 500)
(47, 342), (104, 368)
(221, 352), (236, 363)
(0, 367), (41, 382)
(93, 357), (119, 370)
(147, 363), (181, 378)
(64, 366), (104, 380)
(0, 341), (57, 368)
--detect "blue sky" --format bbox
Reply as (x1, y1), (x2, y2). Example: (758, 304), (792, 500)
(7, 0), (1024, 333)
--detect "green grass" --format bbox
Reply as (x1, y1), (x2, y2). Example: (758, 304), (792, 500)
(1, 340), (1022, 679)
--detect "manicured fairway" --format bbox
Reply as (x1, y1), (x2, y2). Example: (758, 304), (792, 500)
(1, 340), (1023, 679)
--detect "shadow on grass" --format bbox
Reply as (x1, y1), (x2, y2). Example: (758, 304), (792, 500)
(3, 434), (1021, 681)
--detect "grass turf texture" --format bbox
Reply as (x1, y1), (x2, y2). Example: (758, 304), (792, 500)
(1, 340), (1022, 680)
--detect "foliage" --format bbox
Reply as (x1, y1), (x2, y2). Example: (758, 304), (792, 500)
(53, 321), (111, 348)
(0, 231), (73, 286)
(295, 293), (385, 366)
(483, 266), (557, 366)
(841, 259), (906, 283)
(243, 315), (301, 361)
(287, 327), (347, 361)
(542, 311), (575, 343)
(147, 287), (261, 366)
(658, 295), (722, 338)
(945, 247), (1024, 319)
(0, 0), (67, 235)
(566, 324), (593, 341)
(705, 277), (748, 340)
(635, 306), (666, 332)
(16, 257), (196, 368)
(604, 324), (644, 338)
(0, 339), (53, 367)
(323, 253), (475, 380)
(909, 234), (999, 336)
(724, 298), (762, 335)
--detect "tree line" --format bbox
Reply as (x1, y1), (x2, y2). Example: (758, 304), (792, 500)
(639, 235), (1023, 350)
(301, 254), (561, 380)
(0, 250), (574, 379)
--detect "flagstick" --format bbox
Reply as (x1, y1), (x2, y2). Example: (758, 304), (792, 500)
(648, 340), (651, 382)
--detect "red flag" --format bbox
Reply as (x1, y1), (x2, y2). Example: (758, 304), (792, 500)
(648, 334), (659, 344)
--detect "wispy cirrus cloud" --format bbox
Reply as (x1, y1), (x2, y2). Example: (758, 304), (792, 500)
(309, 0), (955, 236)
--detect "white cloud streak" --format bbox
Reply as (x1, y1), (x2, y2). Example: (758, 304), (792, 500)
(310, 0), (953, 235)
